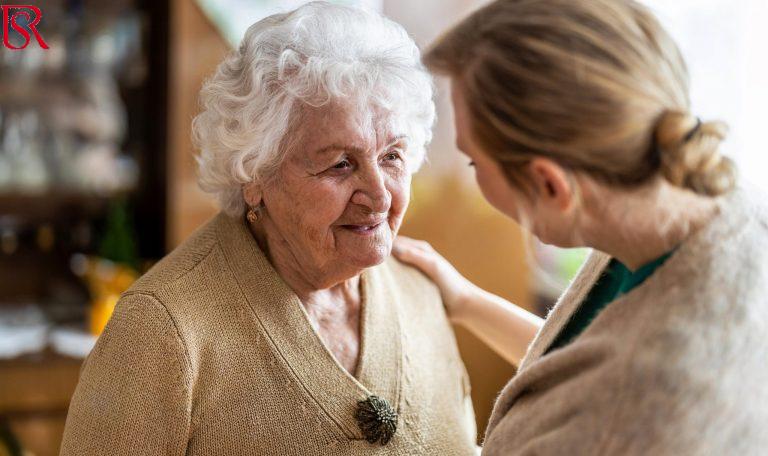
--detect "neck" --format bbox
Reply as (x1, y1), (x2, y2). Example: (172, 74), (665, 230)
(246, 216), (362, 303)
(580, 180), (720, 271)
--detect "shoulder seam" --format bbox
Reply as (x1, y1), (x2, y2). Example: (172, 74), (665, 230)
(167, 239), (219, 288)
(120, 291), (194, 384)
(132, 238), (219, 294)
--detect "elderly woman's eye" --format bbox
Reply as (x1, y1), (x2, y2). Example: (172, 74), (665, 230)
(385, 151), (402, 161)
(332, 159), (352, 169)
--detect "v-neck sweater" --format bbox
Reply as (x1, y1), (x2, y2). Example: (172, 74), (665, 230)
(61, 213), (477, 455)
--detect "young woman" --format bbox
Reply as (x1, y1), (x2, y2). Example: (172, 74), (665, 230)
(394, 0), (768, 454)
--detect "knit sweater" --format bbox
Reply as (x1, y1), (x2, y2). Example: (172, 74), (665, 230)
(483, 186), (768, 455)
(60, 213), (477, 455)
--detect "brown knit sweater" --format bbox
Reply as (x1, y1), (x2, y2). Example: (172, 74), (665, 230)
(60, 213), (477, 455)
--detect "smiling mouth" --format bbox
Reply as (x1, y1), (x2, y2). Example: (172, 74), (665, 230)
(340, 222), (383, 234)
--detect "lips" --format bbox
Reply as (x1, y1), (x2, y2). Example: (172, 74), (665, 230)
(341, 222), (383, 233)
(338, 216), (387, 234)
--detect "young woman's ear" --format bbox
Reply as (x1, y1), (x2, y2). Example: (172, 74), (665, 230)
(242, 182), (263, 208)
(526, 157), (574, 211)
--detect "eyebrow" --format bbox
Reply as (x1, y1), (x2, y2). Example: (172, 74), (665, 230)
(313, 135), (409, 156)
(314, 144), (364, 156)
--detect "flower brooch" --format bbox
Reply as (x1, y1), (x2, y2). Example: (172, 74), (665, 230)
(355, 395), (398, 445)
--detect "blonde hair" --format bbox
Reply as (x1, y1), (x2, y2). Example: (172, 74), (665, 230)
(425, 0), (736, 196)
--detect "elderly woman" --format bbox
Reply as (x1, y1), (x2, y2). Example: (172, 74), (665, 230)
(60, 3), (477, 455)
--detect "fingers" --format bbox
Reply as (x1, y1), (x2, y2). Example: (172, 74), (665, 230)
(393, 238), (433, 262)
(395, 235), (435, 253)
(392, 237), (440, 277)
(392, 237), (422, 262)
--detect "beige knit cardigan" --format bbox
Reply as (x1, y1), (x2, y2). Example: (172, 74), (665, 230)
(483, 187), (768, 455)
(60, 213), (477, 455)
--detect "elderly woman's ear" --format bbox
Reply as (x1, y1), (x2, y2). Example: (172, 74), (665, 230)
(243, 182), (263, 208)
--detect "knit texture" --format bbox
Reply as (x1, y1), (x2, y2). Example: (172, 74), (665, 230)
(483, 186), (768, 455)
(60, 213), (477, 455)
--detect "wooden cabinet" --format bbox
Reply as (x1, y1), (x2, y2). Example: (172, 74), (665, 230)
(0, 352), (82, 456)
(0, 1), (170, 454)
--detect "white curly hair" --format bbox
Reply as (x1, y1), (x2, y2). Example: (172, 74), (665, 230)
(192, 1), (435, 216)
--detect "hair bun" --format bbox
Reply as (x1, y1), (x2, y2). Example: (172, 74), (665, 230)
(655, 111), (736, 196)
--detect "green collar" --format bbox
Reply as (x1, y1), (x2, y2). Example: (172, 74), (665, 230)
(615, 250), (675, 295)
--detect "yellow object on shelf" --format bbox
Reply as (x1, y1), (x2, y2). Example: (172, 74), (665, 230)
(71, 254), (138, 336)
(89, 293), (120, 336)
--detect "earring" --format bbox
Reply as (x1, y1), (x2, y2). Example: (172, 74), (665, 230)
(246, 206), (260, 223)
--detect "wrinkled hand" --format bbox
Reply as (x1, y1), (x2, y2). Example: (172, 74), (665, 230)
(392, 236), (475, 321)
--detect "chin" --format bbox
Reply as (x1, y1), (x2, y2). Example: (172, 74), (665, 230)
(535, 229), (574, 249)
(345, 245), (390, 269)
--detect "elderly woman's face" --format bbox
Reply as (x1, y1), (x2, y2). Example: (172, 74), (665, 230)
(257, 100), (411, 277)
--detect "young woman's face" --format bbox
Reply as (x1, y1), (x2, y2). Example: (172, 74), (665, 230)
(450, 82), (530, 224)
(450, 81), (580, 246)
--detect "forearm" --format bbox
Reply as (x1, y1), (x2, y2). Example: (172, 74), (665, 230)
(453, 285), (543, 367)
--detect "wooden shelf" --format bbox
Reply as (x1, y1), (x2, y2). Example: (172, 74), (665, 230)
(0, 351), (84, 456)
(0, 191), (119, 223)
(0, 351), (83, 415)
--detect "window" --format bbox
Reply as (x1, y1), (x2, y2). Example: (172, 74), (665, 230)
(642, 0), (768, 190)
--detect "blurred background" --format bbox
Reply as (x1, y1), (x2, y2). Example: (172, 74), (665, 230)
(0, 0), (765, 454)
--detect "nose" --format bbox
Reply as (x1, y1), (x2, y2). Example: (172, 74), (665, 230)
(351, 165), (391, 213)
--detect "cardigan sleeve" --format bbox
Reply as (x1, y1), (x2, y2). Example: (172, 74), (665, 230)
(60, 293), (193, 456)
